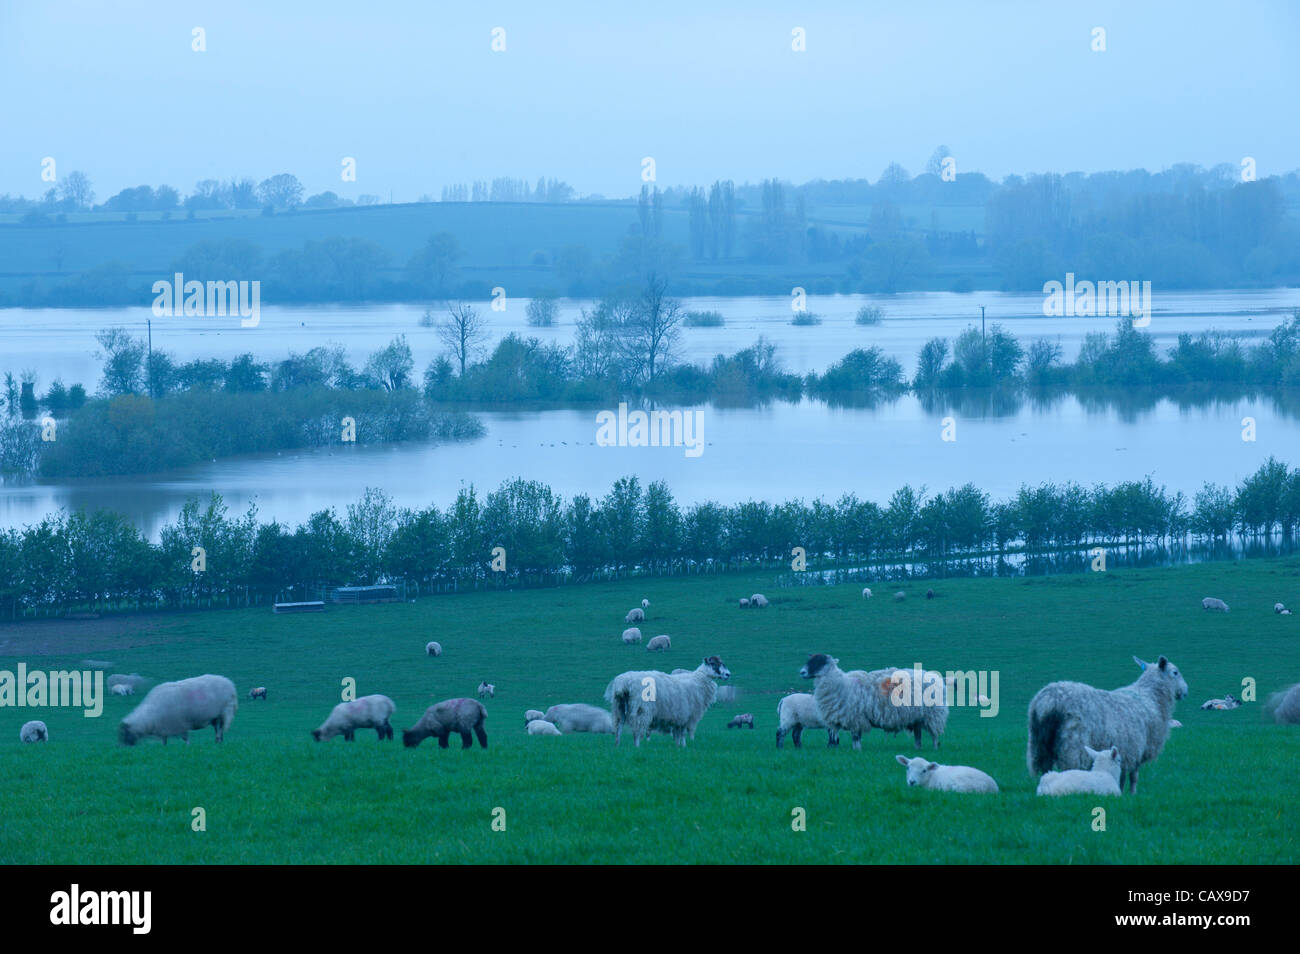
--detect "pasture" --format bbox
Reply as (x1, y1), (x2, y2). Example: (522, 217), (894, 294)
(2, 557), (1297, 864)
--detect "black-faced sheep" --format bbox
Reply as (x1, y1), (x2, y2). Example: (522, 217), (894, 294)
(799, 656), (948, 750)
(312, 694), (395, 741)
(542, 703), (615, 734)
(641, 599), (650, 610)
(605, 655), (731, 747)
(1200, 693), (1240, 710)
(426, 641), (442, 657)
(477, 682), (495, 699)
(861, 587), (872, 599)
(775, 692), (839, 749)
(119, 674), (238, 746)
(403, 698), (488, 749)
(19, 720), (47, 743)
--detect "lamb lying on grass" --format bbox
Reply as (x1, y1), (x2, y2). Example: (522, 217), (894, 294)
(526, 719), (562, 736)
(542, 703), (614, 734)
(524, 709), (545, 725)
(1036, 745), (1123, 797)
(111, 684), (133, 697)
(1200, 694), (1240, 710)
(895, 755), (998, 793)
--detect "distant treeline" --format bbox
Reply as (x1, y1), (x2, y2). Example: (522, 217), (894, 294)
(2, 461), (1298, 617)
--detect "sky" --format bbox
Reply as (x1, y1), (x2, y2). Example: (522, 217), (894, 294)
(1, 0), (1297, 202)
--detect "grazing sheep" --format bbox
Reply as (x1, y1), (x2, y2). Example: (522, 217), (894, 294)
(403, 698), (488, 749)
(926, 589), (936, 600)
(739, 598), (750, 608)
(799, 656), (948, 750)
(426, 641), (442, 657)
(894, 591), (906, 602)
(646, 634), (671, 652)
(626, 608), (645, 623)
(895, 755), (998, 793)
(526, 719), (562, 736)
(119, 674), (238, 746)
(776, 692), (840, 749)
(1036, 745), (1123, 797)
(542, 703), (615, 734)
(19, 720), (47, 743)
(524, 709), (546, 725)
(1275, 603), (1286, 614)
(1264, 684), (1300, 724)
(477, 682), (495, 699)
(726, 713), (755, 729)
(249, 687), (267, 701)
(749, 594), (769, 608)
(1200, 693), (1241, 711)
(641, 599), (650, 610)
(605, 655), (731, 747)
(861, 587), (872, 599)
(111, 684), (133, 697)
(311, 694), (396, 741)
(622, 627), (642, 645)
(1027, 655), (1187, 794)
(1202, 597), (1230, 612)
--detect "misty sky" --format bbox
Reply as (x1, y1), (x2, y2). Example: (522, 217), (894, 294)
(1, 1), (1297, 201)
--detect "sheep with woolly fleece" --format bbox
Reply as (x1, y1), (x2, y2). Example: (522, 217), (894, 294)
(642, 599), (650, 610)
(19, 720), (47, 743)
(542, 703), (614, 734)
(119, 674), (238, 746)
(1202, 597), (1229, 612)
(1282, 609), (1294, 616)
(1265, 684), (1300, 724)
(895, 755), (998, 793)
(605, 655), (731, 747)
(646, 635), (671, 652)
(622, 627), (642, 645)
(799, 655), (948, 750)
(403, 697), (488, 749)
(249, 687), (267, 700)
(726, 713), (755, 729)
(861, 588), (872, 599)
(749, 594), (769, 608)
(894, 591), (906, 602)
(776, 692), (840, 749)
(626, 608), (645, 623)
(524, 709), (545, 725)
(1275, 603), (1286, 614)
(426, 641), (442, 657)
(312, 694), (395, 741)
(1200, 693), (1240, 711)
(1036, 745), (1122, 797)
(477, 682), (495, 699)
(739, 598), (750, 608)
(111, 684), (133, 697)
(526, 719), (562, 736)
(1027, 655), (1187, 794)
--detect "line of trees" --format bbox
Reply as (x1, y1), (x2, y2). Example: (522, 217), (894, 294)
(2, 460), (1298, 617)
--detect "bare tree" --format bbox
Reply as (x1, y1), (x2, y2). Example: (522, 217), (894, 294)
(621, 274), (683, 383)
(58, 171), (95, 209)
(436, 302), (488, 376)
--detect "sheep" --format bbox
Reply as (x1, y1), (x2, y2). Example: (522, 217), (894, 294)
(646, 635), (671, 652)
(1027, 655), (1187, 794)
(526, 719), (562, 736)
(249, 687), (267, 701)
(739, 598), (750, 608)
(1200, 693), (1241, 711)
(626, 608), (645, 623)
(1036, 745), (1123, 797)
(1202, 597), (1229, 612)
(894, 591), (906, 602)
(119, 674), (238, 746)
(110, 684), (133, 697)
(1264, 684), (1300, 724)
(604, 655), (731, 747)
(776, 692), (840, 749)
(622, 627), (642, 645)
(19, 720), (47, 743)
(926, 589), (936, 600)
(524, 709), (546, 725)
(426, 641), (442, 657)
(895, 755), (998, 793)
(726, 713), (755, 729)
(749, 594), (769, 608)
(1283, 610), (1294, 616)
(542, 703), (614, 734)
(799, 655), (948, 750)
(403, 697), (488, 749)
(107, 673), (147, 691)
(477, 682), (495, 699)
(1275, 603), (1286, 614)
(641, 599), (650, 610)
(311, 694), (396, 741)
(861, 587), (872, 599)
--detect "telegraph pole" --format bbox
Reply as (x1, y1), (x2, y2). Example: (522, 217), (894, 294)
(147, 317), (153, 398)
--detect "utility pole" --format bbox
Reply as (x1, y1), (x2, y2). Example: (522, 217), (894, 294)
(980, 304), (988, 379)
(146, 317), (153, 398)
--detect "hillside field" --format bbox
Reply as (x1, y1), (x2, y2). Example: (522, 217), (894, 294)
(1, 557), (1297, 864)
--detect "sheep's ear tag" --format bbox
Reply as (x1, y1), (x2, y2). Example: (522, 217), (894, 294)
(1133, 656), (1147, 671)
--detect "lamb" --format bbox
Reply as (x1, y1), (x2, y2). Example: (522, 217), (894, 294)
(526, 719), (562, 736)
(19, 720), (47, 743)
(1027, 655), (1187, 794)
(626, 608), (645, 623)
(111, 684), (133, 697)
(749, 594), (769, 608)
(895, 755), (998, 793)
(604, 655), (731, 747)
(249, 687), (267, 701)
(119, 674), (238, 746)
(776, 692), (840, 749)
(726, 713), (755, 729)
(1036, 745), (1123, 797)
(426, 641), (442, 657)
(622, 627), (642, 644)
(403, 697), (488, 749)
(1264, 684), (1300, 724)
(1283, 610), (1294, 616)
(477, 682), (495, 699)
(542, 703), (615, 734)
(311, 694), (396, 741)
(1200, 693), (1240, 711)
(739, 598), (750, 608)
(861, 588), (872, 599)
(799, 655), (948, 750)
(646, 635), (672, 652)
(1275, 603), (1286, 614)
(641, 599), (650, 610)
(1202, 597), (1229, 612)
(524, 709), (546, 725)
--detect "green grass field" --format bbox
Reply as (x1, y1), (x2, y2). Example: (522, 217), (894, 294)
(2, 557), (1297, 864)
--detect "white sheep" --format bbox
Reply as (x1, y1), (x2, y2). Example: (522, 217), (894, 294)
(622, 627), (642, 644)
(1282, 609), (1294, 616)
(895, 755), (998, 793)
(739, 598), (750, 608)
(1265, 684), (1300, 724)
(526, 719), (562, 736)
(477, 682), (495, 699)
(1036, 745), (1123, 796)
(19, 720), (47, 743)
(542, 703), (615, 733)
(749, 594), (769, 608)
(312, 694), (396, 741)
(626, 608), (645, 623)
(800, 655), (948, 750)
(862, 587), (872, 599)
(119, 674), (238, 745)
(605, 655), (731, 747)
(894, 590), (906, 602)
(111, 684), (133, 697)
(1202, 597), (1230, 612)
(641, 599), (650, 610)
(426, 641), (442, 657)
(1200, 693), (1240, 710)
(646, 635), (671, 652)
(775, 692), (839, 749)
(1275, 603), (1286, 614)
(524, 709), (546, 725)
